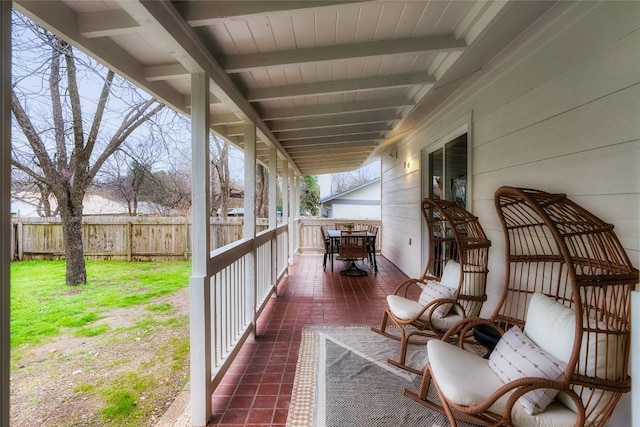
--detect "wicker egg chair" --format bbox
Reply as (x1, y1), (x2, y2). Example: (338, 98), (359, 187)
(371, 198), (491, 374)
(406, 187), (637, 427)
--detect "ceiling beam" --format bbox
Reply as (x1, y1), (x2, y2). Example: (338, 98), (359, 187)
(261, 97), (413, 121)
(144, 63), (189, 82)
(77, 2), (365, 38)
(289, 148), (372, 158)
(246, 72), (434, 102)
(275, 123), (390, 141)
(210, 112), (243, 125)
(77, 9), (142, 38)
(221, 35), (466, 73)
(287, 141), (375, 156)
(176, 1), (365, 27)
(268, 110), (400, 132)
(281, 135), (379, 148)
(294, 158), (368, 168)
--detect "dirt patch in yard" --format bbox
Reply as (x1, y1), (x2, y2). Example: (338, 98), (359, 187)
(10, 287), (190, 426)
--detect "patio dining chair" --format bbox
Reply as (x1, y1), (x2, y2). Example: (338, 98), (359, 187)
(366, 224), (379, 271)
(371, 198), (491, 374)
(320, 225), (339, 272)
(339, 230), (368, 276)
(406, 186), (637, 427)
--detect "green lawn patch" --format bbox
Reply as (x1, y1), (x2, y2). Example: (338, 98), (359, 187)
(10, 260), (190, 348)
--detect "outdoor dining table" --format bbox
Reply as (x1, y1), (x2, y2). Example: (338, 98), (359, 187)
(326, 229), (378, 273)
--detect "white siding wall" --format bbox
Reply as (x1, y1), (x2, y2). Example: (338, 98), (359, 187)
(382, 3), (639, 423)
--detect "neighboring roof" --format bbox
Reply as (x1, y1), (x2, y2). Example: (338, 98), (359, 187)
(320, 177), (380, 204)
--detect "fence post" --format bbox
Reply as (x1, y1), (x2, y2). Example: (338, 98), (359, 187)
(126, 222), (132, 262)
(16, 219), (23, 261)
(183, 217), (189, 261)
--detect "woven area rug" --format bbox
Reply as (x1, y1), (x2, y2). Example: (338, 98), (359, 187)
(286, 326), (477, 427)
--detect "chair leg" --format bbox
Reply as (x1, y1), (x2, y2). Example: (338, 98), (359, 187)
(323, 252), (327, 270)
(371, 310), (393, 337)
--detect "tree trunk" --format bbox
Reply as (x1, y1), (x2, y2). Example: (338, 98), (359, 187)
(60, 202), (86, 286)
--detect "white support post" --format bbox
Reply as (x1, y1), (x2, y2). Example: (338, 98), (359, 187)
(268, 147), (277, 230)
(282, 163), (291, 265)
(0, 3), (12, 426)
(290, 173), (299, 257)
(243, 123), (257, 333)
(189, 73), (212, 427)
(268, 147), (277, 295)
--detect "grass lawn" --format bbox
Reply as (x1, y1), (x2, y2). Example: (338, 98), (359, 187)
(10, 260), (191, 349)
(10, 260), (192, 426)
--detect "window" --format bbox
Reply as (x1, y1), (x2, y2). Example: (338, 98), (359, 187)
(428, 134), (468, 208)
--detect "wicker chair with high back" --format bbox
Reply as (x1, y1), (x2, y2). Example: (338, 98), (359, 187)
(371, 198), (491, 374)
(406, 186), (638, 427)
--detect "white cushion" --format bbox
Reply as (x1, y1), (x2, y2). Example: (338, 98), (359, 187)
(440, 260), (461, 289)
(417, 283), (454, 318)
(524, 293), (575, 363)
(428, 339), (504, 407)
(523, 293), (626, 421)
(387, 295), (424, 321)
(454, 264), (486, 316)
(428, 340), (578, 427)
(488, 326), (566, 414)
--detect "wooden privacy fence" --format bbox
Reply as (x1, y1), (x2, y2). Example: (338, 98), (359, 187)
(10, 216), (269, 261)
(9, 216), (380, 261)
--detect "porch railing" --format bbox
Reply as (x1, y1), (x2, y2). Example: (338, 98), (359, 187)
(196, 222), (290, 424)
(194, 217), (378, 425)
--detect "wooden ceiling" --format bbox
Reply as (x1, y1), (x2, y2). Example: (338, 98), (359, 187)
(15, 0), (556, 175)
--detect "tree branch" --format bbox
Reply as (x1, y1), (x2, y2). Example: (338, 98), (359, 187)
(49, 37), (67, 170)
(11, 90), (62, 192)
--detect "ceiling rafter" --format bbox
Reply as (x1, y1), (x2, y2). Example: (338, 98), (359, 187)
(77, 2), (365, 38)
(290, 144), (372, 155)
(281, 135), (378, 148)
(246, 72), (435, 102)
(261, 97), (412, 121)
(220, 35), (467, 73)
(176, 1), (365, 26)
(268, 110), (401, 132)
(275, 123), (390, 141)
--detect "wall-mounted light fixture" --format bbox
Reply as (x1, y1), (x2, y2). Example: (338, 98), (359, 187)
(404, 159), (411, 170)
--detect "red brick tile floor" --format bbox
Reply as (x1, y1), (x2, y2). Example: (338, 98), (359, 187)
(206, 253), (409, 426)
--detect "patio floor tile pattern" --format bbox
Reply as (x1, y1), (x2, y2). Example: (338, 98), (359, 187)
(207, 254), (408, 426)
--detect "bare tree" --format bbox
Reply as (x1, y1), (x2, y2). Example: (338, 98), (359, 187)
(330, 162), (380, 194)
(210, 135), (230, 218)
(98, 138), (161, 215)
(11, 15), (164, 285)
(255, 164), (269, 218)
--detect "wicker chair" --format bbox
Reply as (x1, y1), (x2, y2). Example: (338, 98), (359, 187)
(371, 198), (491, 374)
(406, 187), (638, 427)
